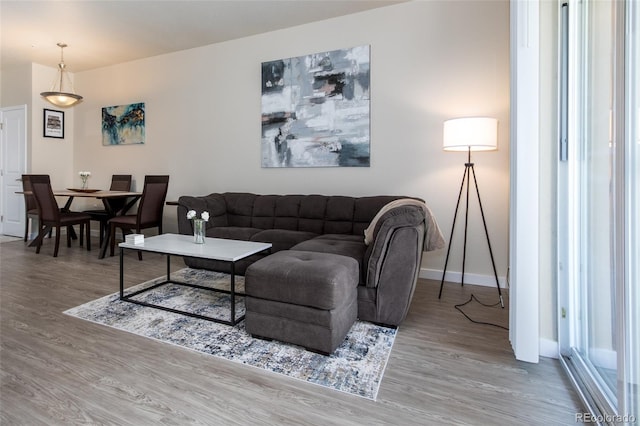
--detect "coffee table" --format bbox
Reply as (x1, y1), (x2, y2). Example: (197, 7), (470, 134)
(119, 233), (271, 325)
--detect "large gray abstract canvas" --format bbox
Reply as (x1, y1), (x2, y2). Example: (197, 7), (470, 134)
(261, 46), (370, 167)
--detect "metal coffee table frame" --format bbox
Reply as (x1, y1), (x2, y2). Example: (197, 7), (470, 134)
(119, 234), (271, 326)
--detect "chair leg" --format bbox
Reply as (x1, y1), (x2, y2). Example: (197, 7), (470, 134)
(137, 228), (143, 261)
(98, 221), (105, 246)
(34, 224), (50, 254)
(79, 224), (85, 247)
(86, 221), (91, 251)
(53, 226), (61, 257)
(24, 216), (29, 242)
(67, 226), (72, 247)
(109, 224), (116, 257)
(36, 225), (47, 254)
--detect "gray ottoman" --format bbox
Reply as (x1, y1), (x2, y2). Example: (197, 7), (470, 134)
(244, 250), (359, 354)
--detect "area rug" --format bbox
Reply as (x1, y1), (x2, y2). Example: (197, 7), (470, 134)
(63, 268), (397, 400)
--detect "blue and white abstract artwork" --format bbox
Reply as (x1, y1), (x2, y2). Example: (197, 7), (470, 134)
(102, 102), (145, 146)
(261, 45), (370, 167)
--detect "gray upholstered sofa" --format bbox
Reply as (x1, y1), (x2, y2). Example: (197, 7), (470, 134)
(177, 192), (443, 327)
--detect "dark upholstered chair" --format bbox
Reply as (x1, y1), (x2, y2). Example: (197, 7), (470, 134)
(28, 174), (91, 257)
(21, 174), (50, 242)
(83, 174), (132, 245)
(108, 175), (169, 258)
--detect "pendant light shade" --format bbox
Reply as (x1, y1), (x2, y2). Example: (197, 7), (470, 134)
(40, 43), (83, 107)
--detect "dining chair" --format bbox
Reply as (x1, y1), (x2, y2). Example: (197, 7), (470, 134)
(108, 175), (169, 258)
(83, 174), (132, 245)
(21, 174), (50, 242)
(28, 174), (92, 257)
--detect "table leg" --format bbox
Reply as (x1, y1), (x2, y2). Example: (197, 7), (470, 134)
(61, 196), (74, 212)
(230, 262), (236, 324)
(99, 228), (110, 259)
(119, 247), (124, 299)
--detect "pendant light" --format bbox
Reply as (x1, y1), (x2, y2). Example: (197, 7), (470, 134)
(40, 43), (83, 107)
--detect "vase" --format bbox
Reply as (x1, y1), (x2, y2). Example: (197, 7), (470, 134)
(81, 177), (88, 190)
(193, 218), (206, 244)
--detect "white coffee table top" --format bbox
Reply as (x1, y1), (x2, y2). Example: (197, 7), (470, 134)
(119, 233), (271, 262)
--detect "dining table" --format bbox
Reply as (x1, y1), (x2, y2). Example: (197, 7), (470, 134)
(18, 188), (142, 258)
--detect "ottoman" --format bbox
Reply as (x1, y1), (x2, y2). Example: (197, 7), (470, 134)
(244, 250), (359, 354)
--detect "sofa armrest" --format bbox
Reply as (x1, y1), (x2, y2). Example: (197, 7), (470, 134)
(364, 205), (426, 289)
(362, 205), (427, 325)
(177, 194), (228, 235)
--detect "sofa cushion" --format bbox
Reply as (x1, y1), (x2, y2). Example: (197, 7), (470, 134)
(245, 250), (358, 310)
(313, 234), (364, 243)
(298, 195), (328, 234)
(209, 226), (261, 241)
(224, 193), (257, 227)
(273, 196), (303, 230)
(292, 236), (367, 284)
(323, 197), (356, 234)
(250, 229), (318, 253)
(249, 195), (278, 229)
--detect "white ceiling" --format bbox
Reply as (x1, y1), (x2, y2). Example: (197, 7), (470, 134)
(1, 0), (404, 73)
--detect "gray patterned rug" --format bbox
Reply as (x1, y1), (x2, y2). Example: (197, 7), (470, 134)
(64, 268), (396, 400)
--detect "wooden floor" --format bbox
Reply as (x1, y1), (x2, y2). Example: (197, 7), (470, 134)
(0, 237), (583, 425)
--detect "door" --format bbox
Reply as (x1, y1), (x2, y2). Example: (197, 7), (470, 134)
(558, 0), (639, 421)
(1, 105), (27, 237)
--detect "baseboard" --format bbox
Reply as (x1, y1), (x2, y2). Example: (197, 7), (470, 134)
(420, 268), (508, 289)
(539, 338), (559, 359)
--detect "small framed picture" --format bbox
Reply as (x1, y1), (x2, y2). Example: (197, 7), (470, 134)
(43, 109), (64, 138)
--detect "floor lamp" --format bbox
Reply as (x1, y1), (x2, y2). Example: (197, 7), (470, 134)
(438, 117), (504, 308)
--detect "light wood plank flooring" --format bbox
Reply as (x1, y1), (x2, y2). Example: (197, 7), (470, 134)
(0, 237), (583, 425)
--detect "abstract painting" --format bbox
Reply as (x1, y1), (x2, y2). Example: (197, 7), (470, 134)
(102, 102), (145, 146)
(261, 45), (370, 167)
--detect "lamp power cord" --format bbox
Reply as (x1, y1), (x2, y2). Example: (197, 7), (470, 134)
(454, 293), (509, 331)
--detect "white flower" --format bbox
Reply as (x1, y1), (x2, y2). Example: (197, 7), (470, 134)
(187, 210), (209, 221)
(79, 171), (91, 178)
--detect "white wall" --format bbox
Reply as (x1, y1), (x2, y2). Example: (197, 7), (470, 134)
(31, 63), (75, 183)
(0, 63), (75, 183)
(71, 1), (511, 283)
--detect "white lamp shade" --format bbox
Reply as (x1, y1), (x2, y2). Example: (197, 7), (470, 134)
(443, 117), (498, 151)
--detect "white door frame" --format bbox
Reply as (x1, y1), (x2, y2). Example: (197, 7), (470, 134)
(509, 0), (540, 363)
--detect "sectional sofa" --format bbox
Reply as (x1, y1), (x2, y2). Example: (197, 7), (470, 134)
(177, 192), (444, 329)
